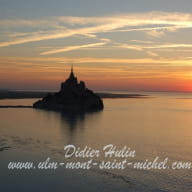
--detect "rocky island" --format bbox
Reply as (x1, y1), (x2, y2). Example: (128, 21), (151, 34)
(33, 67), (104, 112)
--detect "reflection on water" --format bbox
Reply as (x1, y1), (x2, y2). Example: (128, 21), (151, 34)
(48, 109), (103, 143)
(59, 110), (101, 133)
(60, 111), (86, 132)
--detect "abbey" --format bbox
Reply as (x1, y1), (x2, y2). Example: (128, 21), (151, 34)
(33, 66), (104, 112)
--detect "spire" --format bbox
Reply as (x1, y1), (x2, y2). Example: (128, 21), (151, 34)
(69, 64), (75, 79)
(71, 64), (73, 74)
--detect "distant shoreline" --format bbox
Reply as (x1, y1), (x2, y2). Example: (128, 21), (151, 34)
(0, 105), (32, 108)
(0, 90), (149, 99)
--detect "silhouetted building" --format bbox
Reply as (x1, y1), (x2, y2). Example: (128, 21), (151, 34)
(33, 66), (104, 112)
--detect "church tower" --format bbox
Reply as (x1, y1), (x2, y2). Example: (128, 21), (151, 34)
(60, 65), (78, 91)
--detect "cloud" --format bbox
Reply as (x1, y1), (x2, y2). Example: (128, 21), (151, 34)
(110, 25), (181, 34)
(0, 29), (77, 47)
(1, 12), (192, 28)
(0, 12), (192, 48)
(40, 42), (106, 55)
(1, 56), (192, 83)
(112, 43), (143, 51)
(146, 43), (192, 49)
(130, 40), (157, 44)
(146, 51), (159, 57)
(2, 56), (192, 66)
(115, 42), (192, 51)
(145, 30), (165, 38)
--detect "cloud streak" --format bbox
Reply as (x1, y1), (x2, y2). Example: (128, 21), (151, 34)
(1, 56), (192, 66)
(40, 42), (106, 55)
(0, 11), (192, 48)
(113, 42), (192, 51)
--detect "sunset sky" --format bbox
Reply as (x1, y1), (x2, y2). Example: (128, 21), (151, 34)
(0, 0), (192, 92)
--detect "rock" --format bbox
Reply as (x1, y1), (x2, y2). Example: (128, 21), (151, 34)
(33, 67), (104, 112)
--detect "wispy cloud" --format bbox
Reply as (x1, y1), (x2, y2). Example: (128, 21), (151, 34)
(131, 40), (157, 44)
(1, 56), (191, 66)
(112, 43), (143, 51)
(114, 42), (192, 51)
(146, 51), (159, 57)
(40, 42), (106, 55)
(145, 30), (166, 38)
(1, 12), (192, 28)
(143, 43), (192, 49)
(0, 11), (192, 48)
(1, 56), (192, 84)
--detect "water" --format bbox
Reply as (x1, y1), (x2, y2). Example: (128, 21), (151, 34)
(0, 92), (191, 192)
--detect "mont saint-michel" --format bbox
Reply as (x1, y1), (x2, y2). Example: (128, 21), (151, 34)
(33, 67), (104, 112)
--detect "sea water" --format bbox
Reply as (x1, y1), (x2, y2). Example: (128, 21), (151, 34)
(0, 92), (191, 192)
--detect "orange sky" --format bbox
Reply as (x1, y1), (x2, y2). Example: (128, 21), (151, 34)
(0, 56), (191, 92)
(0, 6), (192, 92)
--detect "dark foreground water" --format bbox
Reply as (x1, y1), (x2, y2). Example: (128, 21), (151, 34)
(0, 92), (192, 192)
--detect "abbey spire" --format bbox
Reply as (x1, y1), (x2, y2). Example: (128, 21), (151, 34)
(69, 64), (75, 79)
